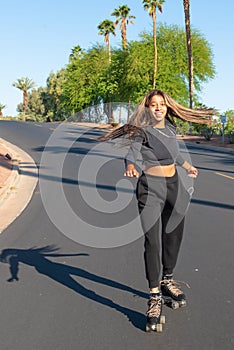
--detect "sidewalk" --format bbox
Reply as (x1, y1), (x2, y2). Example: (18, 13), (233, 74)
(0, 142), (13, 192)
(0, 138), (38, 234)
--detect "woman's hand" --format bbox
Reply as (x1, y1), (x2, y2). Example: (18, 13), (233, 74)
(182, 161), (198, 178)
(124, 164), (140, 178)
(187, 166), (198, 178)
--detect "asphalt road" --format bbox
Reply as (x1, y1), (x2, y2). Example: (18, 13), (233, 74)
(0, 120), (233, 350)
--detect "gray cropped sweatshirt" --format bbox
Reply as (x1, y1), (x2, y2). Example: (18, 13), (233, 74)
(124, 121), (185, 170)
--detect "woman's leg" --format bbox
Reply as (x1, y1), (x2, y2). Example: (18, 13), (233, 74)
(137, 174), (165, 290)
(143, 211), (162, 289)
(161, 215), (186, 302)
(161, 214), (184, 277)
(137, 184), (165, 331)
(161, 176), (185, 276)
(160, 176), (187, 302)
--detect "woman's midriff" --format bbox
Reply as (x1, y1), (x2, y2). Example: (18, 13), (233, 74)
(144, 164), (176, 177)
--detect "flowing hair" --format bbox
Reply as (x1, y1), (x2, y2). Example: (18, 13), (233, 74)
(98, 90), (216, 142)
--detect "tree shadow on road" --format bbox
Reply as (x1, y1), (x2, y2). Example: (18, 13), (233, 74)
(0, 245), (147, 331)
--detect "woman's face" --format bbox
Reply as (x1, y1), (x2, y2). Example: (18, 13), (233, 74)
(148, 94), (167, 123)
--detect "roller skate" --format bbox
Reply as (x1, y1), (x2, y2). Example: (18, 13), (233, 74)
(161, 277), (187, 309)
(146, 292), (165, 333)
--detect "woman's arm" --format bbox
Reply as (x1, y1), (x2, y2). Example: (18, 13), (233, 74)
(124, 136), (143, 178)
(181, 160), (198, 178)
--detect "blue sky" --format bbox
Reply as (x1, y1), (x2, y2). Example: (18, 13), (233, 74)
(1, 0), (233, 116)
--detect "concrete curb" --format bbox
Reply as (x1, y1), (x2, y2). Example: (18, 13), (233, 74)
(0, 160), (19, 201)
(0, 138), (38, 234)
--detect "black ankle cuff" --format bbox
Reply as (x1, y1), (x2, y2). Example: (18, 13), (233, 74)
(150, 292), (161, 298)
(162, 274), (173, 280)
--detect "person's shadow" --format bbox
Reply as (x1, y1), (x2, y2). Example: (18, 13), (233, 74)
(0, 246), (147, 331)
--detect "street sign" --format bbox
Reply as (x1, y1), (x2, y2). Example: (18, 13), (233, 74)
(221, 115), (226, 145)
(221, 115), (227, 124)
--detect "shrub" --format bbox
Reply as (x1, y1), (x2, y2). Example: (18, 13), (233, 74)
(228, 130), (234, 144)
(201, 126), (214, 141)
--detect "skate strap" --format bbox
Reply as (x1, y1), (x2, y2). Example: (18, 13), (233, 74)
(147, 296), (162, 318)
(161, 279), (190, 289)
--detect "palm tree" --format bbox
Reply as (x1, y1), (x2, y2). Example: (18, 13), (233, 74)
(142, 0), (165, 89)
(0, 103), (6, 118)
(13, 77), (36, 121)
(111, 5), (135, 51)
(98, 20), (116, 63)
(183, 0), (194, 109)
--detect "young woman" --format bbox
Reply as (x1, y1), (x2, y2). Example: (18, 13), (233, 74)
(99, 90), (214, 332)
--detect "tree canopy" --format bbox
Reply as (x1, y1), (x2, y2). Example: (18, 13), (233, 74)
(17, 24), (215, 122)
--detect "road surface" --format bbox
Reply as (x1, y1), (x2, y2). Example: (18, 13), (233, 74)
(0, 120), (233, 350)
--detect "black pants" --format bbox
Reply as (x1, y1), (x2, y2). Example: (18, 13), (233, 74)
(136, 171), (189, 289)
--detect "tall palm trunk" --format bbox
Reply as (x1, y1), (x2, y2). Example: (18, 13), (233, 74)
(183, 0), (194, 109)
(122, 20), (127, 51)
(23, 91), (28, 122)
(98, 20), (115, 64)
(108, 39), (111, 63)
(106, 34), (111, 63)
(111, 5), (135, 52)
(153, 10), (157, 89)
(12, 77), (36, 121)
(143, 1), (164, 89)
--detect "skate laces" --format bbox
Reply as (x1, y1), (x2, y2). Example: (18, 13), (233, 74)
(147, 295), (162, 318)
(161, 279), (190, 296)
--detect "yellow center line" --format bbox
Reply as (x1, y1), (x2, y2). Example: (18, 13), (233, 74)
(215, 172), (234, 180)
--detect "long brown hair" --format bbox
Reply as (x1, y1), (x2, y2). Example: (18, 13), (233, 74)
(99, 90), (216, 141)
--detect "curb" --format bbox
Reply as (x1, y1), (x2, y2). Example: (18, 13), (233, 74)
(0, 138), (38, 234)
(0, 160), (19, 203)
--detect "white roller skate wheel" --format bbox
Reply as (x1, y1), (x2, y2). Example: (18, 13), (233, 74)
(171, 301), (180, 309)
(146, 324), (151, 332)
(180, 300), (187, 307)
(156, 323), (163, 332)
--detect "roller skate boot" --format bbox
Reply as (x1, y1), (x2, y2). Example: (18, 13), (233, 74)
(146, 292), (165, 332)
(161, 277), (187, 309)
